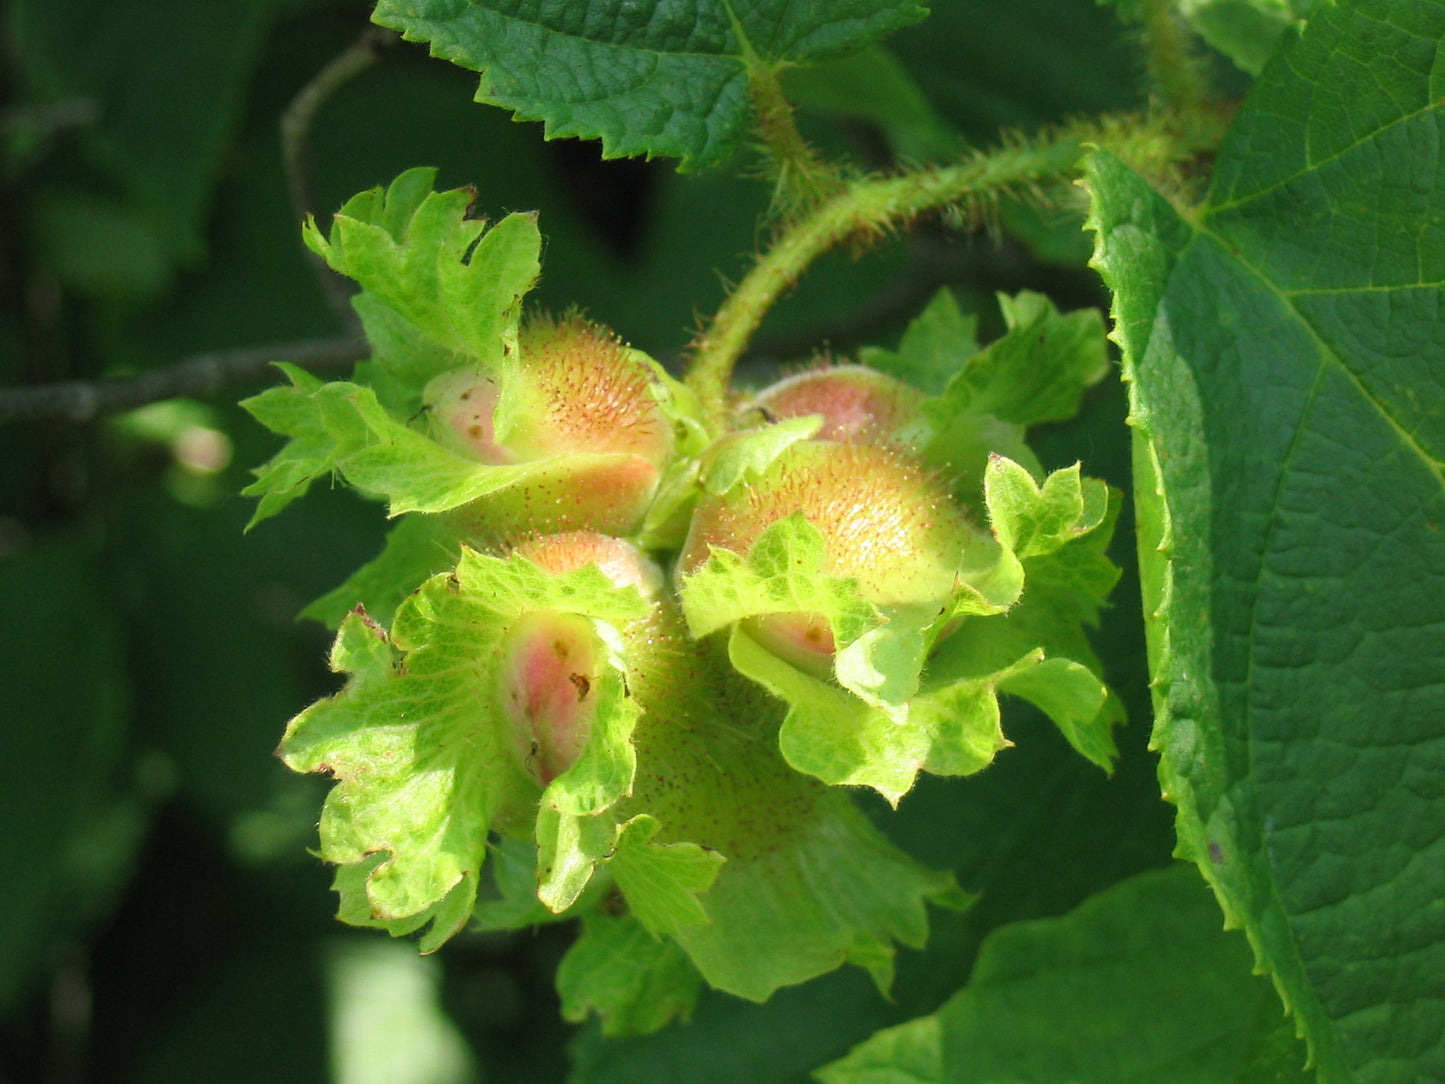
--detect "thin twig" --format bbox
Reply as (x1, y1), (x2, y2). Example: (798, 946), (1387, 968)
(281, 25), (396, 332)
(0, 97), (101, 139)
(0, 335), (367, 425)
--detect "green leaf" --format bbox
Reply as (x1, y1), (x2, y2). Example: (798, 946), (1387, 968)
(858, 287), (980, 397)
(304, 168), (542, 396)
(279, 548), (651, 949)
(813, 1015), (941, 1084)
(370, 0), (930, 170)
(818, 865), (1311, 1084)
(240, 364), (364, 528)
(1086, 1), (1445, 1077)
(558, 913), (705, 1037)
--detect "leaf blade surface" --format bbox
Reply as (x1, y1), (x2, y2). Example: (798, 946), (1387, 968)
(371, 0), (928, 169)
(1087, 2), (1445, 1078)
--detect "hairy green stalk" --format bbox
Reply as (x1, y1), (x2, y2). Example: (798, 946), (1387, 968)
(749, 62), (845, 214)
(1138, 0), (1209, 112)
(683, 111), (1221, 427)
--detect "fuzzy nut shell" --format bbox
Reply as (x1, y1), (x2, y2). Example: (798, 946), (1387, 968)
(746, 363), (924, 446)
(680, 440), (972, 606)
(511, 531), (664, 597)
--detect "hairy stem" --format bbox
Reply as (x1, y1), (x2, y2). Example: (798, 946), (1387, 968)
(684, 139), (1077, 427)
(683, 109), (1226, 430)
(1138, 0), (1208, 112)
(749, 63), (843, 214)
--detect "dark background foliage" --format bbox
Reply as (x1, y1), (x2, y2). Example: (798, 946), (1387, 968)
(0, 1), (1172, 1080)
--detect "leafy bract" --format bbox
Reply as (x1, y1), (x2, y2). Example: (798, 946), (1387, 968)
(557, 913), (705, 1037)
(584, 662), (968, 1007)
(0, 534), (146, 1013)
(679, 456), (1120, 803)
(284, 537), (961, 1008)
(370, 0), (929, 170)
(861, 288), (1111, 501)
(303, 167), (542, 406)
(701, 417), (825, 496)
(911, 289), (1111, 497)
(240, 364), (362, 526)
(242, 171), (549, 526)
(859, 287), (980, 396)
(278, 548), (652, 951)
(244, 171), (702, 535)
(665, 788), (969, 1001)
(1087, 0), (1445, 1077)
(244, 372), (546, 521)
(817, 865), (1311, 1084)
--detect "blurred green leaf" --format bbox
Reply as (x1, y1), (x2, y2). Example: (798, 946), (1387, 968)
(784, 45), (961, 162)
(7, 0), (283, 265)
(29, 188), (171, 299)
(131, 942), (329, 1084)
(886, 0), (1142, 141)
(0, 534), (147, 1013)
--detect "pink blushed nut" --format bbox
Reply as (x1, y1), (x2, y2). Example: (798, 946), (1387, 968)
(496, 610), (601, 786)
(426, 371), (511, 463)
(423, 313), (677, 534)
(496, 532), (664, 786)
(743, 612), (836, 678)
